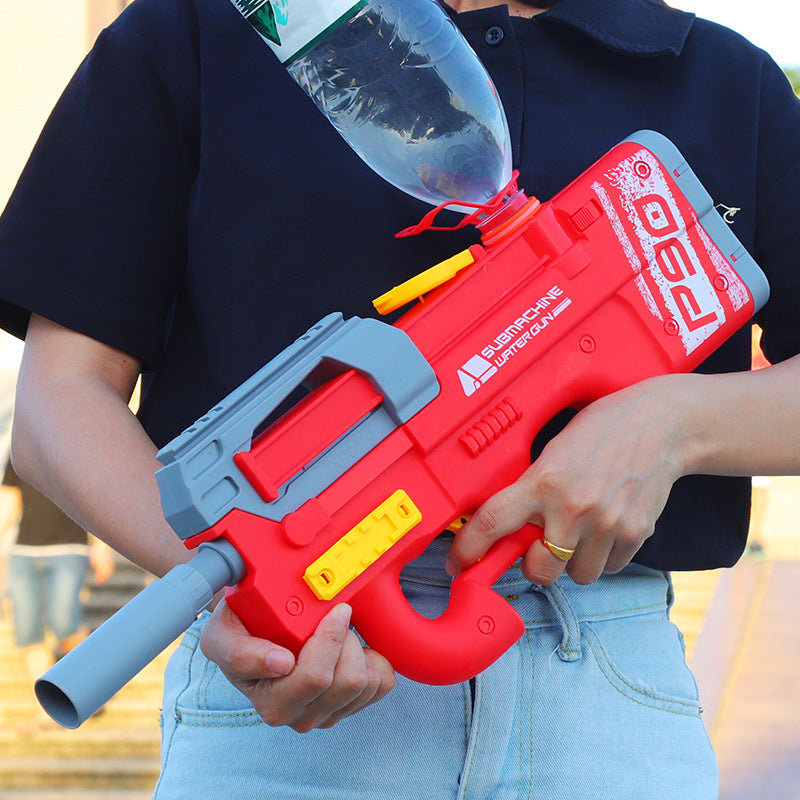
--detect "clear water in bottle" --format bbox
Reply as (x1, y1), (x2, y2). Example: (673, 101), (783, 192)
(284, 0), (513, 212)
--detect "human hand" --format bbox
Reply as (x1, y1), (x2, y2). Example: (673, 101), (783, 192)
(199, 600), (396, 732)
(446, 377), (686, 586)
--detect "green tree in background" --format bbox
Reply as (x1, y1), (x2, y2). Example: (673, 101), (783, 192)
(785, 68), (800, 94)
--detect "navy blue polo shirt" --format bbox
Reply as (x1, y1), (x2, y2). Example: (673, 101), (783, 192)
(1, 0), (799, 570)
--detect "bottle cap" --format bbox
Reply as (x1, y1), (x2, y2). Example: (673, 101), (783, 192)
(395, 172), (531, 238)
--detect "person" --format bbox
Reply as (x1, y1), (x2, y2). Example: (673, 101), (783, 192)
(0, 0), (798, 795)
(2, 461), (115, 732)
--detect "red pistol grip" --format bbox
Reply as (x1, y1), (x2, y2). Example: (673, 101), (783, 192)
(351, 525), (541, 684)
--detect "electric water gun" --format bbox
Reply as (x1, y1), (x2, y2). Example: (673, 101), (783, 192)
(35, 131), (768, 727)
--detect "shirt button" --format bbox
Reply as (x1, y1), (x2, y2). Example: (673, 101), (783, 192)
(485, 26), (505, 46)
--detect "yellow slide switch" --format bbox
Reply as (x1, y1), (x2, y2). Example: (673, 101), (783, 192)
(303, 490), (422, 601)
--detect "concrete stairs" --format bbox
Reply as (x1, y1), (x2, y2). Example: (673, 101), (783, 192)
(0, 555), (176, 799)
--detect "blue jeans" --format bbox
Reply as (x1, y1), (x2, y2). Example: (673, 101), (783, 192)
(154, 540), (717, 799)
(7, 551), (89, 646)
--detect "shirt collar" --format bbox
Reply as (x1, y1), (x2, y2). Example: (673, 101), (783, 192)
(448, 0), (695, 58)
(539, 0), (695, 57)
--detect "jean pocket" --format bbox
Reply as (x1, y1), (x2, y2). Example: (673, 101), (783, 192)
(162, 615), (255, 719)
(582, 612), (702, 717)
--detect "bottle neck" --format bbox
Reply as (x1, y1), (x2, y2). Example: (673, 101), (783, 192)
(476, 189), (541, 247)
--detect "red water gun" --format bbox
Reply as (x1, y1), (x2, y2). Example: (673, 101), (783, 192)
(35, 131), (768, 727)
(159, 130), (768, 678)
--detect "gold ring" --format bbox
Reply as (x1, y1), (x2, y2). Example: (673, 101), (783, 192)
(542, 537), (576, 562)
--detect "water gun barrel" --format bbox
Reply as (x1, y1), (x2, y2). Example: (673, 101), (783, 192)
(35, 540), (245, 728)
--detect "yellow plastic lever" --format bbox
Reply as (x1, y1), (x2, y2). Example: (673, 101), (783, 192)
(303, 490), (422, 601)
(372, 249), (475, 315)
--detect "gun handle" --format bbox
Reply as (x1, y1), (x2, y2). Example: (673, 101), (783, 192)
(352, 525), (541, 684)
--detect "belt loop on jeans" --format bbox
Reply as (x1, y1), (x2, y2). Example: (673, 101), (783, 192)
(537, 581), (582, 662)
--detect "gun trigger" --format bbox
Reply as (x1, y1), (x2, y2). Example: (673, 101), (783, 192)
(372, 249), (475, 315)
(445, 514), (471, 534)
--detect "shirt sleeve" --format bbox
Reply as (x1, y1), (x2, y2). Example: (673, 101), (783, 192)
(0, 10), (199, 369)
(752, 57), (800, 365)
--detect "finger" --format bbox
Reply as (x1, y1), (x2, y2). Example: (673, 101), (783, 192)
(289, 628), (370, 732)
(273, 604), (354, 708)
(199, 599), (295, 680)
(328, 647), (397, 719)
(521, 535), (576, 585)
(298, 630), (399, 732)
(319, 648), (396, 729)
(289, 631), (396, 732)
(603, 528), (652, 574)
(362, 648), (396, 704)
(566, 536), (615, 585)
(252, 604), (354, 729)
(446, 483), (535, 576)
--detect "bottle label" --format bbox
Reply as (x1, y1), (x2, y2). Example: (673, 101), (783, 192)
(230, 0), (367, 64)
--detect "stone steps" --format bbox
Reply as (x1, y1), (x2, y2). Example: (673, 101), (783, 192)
(0, 727), (160, 759)
(0, 756), (160, 792)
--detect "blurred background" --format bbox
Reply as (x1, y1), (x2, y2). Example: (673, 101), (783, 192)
(0, 1), (798, 798)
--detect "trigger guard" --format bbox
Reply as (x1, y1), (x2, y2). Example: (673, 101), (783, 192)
(449, 572), (526, 642)
(352, 567), (525, 685)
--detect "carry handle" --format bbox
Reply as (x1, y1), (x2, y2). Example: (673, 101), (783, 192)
(156, 313), (439, 539)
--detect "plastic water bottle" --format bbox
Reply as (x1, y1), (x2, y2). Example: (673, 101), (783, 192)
(230, 0), (513, 212)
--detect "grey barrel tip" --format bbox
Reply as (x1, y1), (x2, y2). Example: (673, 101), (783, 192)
(35, 678), (82, 729)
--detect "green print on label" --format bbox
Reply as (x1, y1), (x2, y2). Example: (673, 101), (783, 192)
(235, 0), (264, 12)
(272, 0), (289, 26)
(251, 2), (281, 45)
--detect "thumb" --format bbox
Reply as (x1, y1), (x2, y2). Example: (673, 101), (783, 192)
(200, 600), (296, 679)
